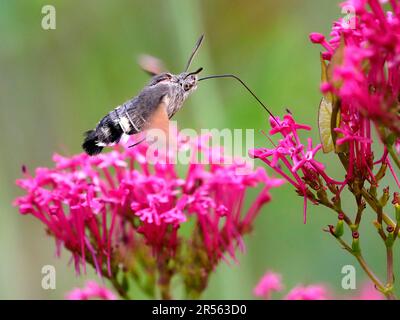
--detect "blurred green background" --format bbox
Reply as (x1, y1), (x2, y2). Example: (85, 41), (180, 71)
(0, 0), (397, 299)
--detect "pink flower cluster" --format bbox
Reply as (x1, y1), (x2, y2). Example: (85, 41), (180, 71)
(253, 271), (283, 299)
(253, 271), (384, 300)
(66, 281), (117, 300)
(250, 114), (341, 223)
(310, 0), (400, 190)
(14, 134), (283, 277)
(285, 285), (328, 301)
(251, 1), (400, 299)
(310, 0), (400, 135)
(253, 271), (328, 300)
(253, 1), (400, 224)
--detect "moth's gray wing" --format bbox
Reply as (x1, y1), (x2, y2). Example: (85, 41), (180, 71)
(140, 85), (174, 148)
(113, 83), (171, 135)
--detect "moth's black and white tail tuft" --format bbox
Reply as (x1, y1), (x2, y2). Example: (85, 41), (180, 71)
(82, 130), (104, 156)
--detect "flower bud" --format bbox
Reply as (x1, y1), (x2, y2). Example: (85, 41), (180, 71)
(334, 213), (345, 237)
(393, 193), (400, 223)
(320, 82), (333, 93)
(352, 231), (361, 254)
(325, 225), (338, 237)
(393, 192), (400, 205)
(386, 225), (395, 247)
(321, 52), (332, 60)
(379, 187), (390, 207)
(332, 196), (342, 211)
(309, 33), (326, 44)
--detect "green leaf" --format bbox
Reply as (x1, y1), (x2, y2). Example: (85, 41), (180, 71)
(318, 97), (334, 153)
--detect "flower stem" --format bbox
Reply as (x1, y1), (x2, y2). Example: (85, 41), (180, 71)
(386, 246), (394, 286)
(361, 188), (400, 236)
(388, 146), (400, 171)
(157, 256), (173, 300)
(354, 254), (385, 293)
(110, 277), (131, 300)
(330, 224), (397, 299)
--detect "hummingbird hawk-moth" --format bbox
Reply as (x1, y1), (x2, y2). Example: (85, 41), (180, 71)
(82, 35), (275, 155)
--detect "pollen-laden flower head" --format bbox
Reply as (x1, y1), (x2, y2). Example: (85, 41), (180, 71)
(14, 133), (283, 280)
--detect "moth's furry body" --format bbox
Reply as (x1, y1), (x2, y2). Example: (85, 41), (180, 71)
(82, 72), (198, 155)
(81, 35), (273, 156)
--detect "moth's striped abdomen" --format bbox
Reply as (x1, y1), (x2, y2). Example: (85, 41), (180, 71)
(82, 84), (172, 156)
(82, 115), (124, 156)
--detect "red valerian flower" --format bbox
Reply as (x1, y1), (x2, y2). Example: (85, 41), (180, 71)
(312, 0), (400, 136)
(309, 0), (400, 194)
(253, 271), (384, 300)
(251, 114), (343, 223)
(252, 0), (400, 300)
(14, 133), (283, 298)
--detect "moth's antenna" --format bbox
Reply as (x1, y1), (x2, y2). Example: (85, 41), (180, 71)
(199, 74), (279, 124)
(185, 67), (203, 78)
(185, 34), (205, 72)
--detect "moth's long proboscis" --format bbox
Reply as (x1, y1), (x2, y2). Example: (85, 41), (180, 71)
(185, 34), (205, 72)
(199, 74), (278, 123)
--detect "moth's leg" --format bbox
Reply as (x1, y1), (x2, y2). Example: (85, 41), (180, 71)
(128, 138), (146, 148)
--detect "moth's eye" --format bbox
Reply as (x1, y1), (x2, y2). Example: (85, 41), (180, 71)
(184, 83), (191, 91)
